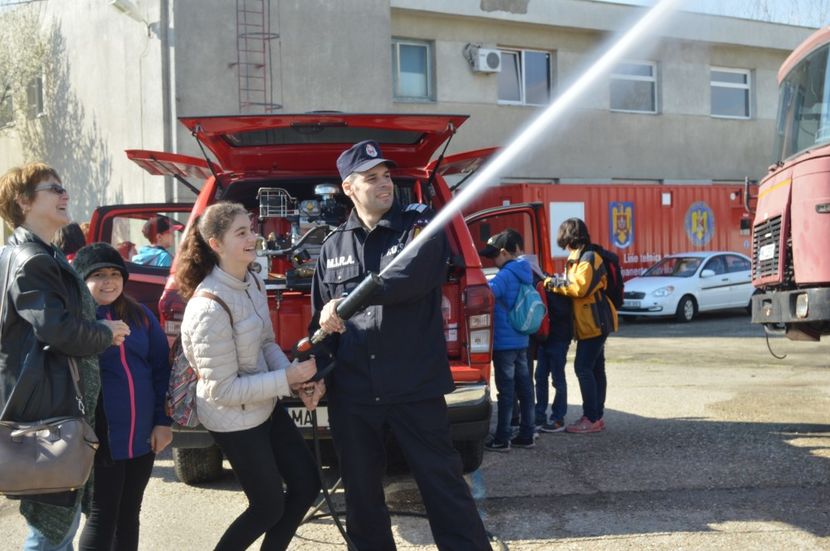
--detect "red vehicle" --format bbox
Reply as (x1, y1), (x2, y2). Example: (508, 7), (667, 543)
(465, 182), (752, 280)
(750, 26), (830, 340)
(89, 114), (541, 484)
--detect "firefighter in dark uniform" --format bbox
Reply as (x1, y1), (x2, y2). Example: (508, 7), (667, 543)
(311, 140), (491, 550)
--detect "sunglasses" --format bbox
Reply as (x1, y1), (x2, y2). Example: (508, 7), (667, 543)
(34, 183), (68, 195)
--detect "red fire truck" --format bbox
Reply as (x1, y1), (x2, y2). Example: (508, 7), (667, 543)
(88, 114), (502, 484)
(750, 26), (830, 341)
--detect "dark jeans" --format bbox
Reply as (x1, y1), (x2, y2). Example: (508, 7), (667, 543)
(79, 451), (155, 551)
(534, 340), (570, 424)
(493, 348), (534, 442)
(573, 335), (608, 422)
(511, 347), (537, 426)
(328, 394), (491, 551)
(209, 406), (321, 551)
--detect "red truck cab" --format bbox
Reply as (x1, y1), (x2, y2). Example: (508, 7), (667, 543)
(751, 27), (830, 340)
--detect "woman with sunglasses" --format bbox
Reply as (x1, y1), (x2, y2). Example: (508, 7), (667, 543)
(0, 163), (131, 551)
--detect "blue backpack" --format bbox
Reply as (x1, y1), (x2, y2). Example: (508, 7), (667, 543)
(505, 283), (547, 335)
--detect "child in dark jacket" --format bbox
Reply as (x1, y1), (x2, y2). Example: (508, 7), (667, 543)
(534, 289), (573, 432)
(73, 243), (172, 551)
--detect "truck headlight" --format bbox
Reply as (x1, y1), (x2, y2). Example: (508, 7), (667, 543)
(796, 293), (809, 318)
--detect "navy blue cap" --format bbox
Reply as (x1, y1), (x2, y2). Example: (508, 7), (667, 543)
(336, 140), (397, 181)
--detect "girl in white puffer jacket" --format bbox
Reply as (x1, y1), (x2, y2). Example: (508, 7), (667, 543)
(177, 202), (323, 551)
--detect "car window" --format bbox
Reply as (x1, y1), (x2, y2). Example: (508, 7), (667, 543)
(642, 257), (701, 277)
(702, 255), (726, 275)
(725, 254), (750, 273)
(108, 212), (188, 268)
(467, 211), (538, 270)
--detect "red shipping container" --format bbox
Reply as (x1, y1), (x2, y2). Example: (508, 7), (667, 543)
(465, 183), (752, 278)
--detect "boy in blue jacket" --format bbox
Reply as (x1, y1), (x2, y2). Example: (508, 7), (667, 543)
(480, 229), (536, 451)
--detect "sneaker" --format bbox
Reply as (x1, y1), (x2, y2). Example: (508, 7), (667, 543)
(484, 439), (511, 452)
(539, 419), (566, 433)
(510, 435), (536, 448)
(565, 416), (603, 434)
(597, 418), (606, 431)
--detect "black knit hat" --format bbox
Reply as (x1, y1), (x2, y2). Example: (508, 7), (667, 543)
(73, 242), (129, 281)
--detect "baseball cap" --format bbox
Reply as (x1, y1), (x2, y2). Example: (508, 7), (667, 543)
(478, 229), (523, 258)
(142, 215), (184, 242)
(336, 140), (397, 181)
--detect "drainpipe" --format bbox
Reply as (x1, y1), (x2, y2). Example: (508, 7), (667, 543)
(159, 0), (175, 202)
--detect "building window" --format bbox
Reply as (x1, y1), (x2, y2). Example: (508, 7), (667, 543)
(26, 74), (44, 119)
(711, 67), (751, 119)
(610, 61), (657, 114)
(0, 86), (13, 127)
(498, 49), (551, 105)
(392, 39), (434, 101)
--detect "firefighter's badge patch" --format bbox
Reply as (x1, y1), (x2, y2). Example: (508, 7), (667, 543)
(412, 216), (430, 239)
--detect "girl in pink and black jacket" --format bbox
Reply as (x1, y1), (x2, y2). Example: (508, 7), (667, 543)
(73, 242), (172, 551)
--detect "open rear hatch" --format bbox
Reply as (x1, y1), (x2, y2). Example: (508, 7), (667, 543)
(177, 113), (469, 175)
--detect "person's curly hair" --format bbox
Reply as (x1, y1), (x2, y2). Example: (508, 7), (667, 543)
(556, 217), (592, 250)
(176, 202), (249, 300)
(0, 162), (62, 228)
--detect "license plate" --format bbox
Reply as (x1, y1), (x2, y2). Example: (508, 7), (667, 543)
(623, 300), (640, 309)
(758, 243), (775, 261)
(288, 406), (329, 429)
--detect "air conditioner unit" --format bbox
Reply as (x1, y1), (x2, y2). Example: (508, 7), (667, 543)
(471, 47), (502, 73)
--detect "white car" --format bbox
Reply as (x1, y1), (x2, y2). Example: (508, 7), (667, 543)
(618, 251), (755, 322)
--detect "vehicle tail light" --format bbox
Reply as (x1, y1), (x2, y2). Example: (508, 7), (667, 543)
(463, 284), (493, 364)
(442, 283), (461, 358)
(159, 287), (186, 343)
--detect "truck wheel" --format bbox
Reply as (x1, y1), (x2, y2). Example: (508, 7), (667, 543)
(675, 296), (696, 322)
(172, 445), (223, 485)
(457, 439), (484, 473)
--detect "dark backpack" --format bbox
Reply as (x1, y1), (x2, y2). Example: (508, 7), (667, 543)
(165, 291), (233, 428)
(590, 245), (624, 310)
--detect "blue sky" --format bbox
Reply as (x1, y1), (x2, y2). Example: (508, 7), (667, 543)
(602, 0), (830, 28)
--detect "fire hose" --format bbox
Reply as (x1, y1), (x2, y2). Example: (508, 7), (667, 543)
(291, 273), (382, 551)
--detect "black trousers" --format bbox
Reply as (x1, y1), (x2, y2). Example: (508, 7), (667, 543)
(209, 405), (321, 551)
(328, 394), (491, 551)
(78, 451), (155, 551)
